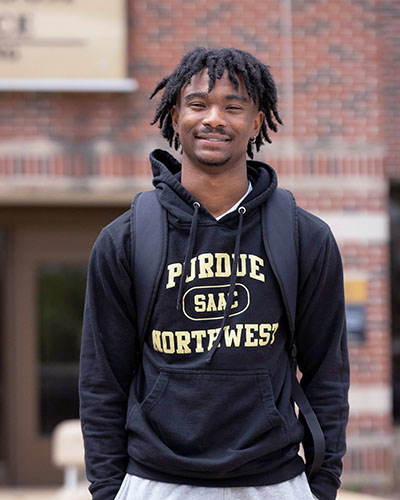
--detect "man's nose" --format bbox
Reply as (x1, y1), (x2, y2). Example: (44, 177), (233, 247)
(202, 105), (227, 128)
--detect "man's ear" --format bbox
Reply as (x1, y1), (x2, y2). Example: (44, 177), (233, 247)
(253, 110), (264, 137)
(171, 105), (179, 133)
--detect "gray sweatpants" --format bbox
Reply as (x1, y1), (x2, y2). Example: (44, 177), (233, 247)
(114, 472), (319, 500)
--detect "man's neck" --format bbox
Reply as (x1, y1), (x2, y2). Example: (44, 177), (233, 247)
(181, 162), (249, 218)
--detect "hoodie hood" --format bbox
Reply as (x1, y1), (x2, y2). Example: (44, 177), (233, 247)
(150, 149), (278, 224)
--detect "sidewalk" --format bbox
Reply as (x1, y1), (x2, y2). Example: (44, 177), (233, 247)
(0, 487), (394, 500)
(339, 492), (395, 500)
(0, 486), (88, 499)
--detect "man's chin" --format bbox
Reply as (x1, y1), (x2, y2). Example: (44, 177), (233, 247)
(194, 153), (232, 167)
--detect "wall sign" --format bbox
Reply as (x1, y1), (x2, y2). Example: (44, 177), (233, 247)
(0, 0), (136, 91)
(344, 278), (368, 342)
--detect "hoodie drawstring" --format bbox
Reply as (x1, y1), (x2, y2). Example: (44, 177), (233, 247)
(206, 206), (246, 363)
(176, 201), (200, 310)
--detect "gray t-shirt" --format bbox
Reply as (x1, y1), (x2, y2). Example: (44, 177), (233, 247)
(114, 472), (320, 500)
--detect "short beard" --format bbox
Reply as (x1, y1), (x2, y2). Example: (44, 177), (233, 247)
(194, 153), (232, 167)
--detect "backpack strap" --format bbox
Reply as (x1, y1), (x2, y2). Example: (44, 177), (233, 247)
(262, 188), (299, 336)
(131, 190), (168, 350)
(262, 188), (326, 479)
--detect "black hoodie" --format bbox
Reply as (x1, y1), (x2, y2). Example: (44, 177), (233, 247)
(79, 150), (349, 500)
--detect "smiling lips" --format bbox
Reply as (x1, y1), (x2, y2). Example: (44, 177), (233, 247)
(196, 134), (231, 143)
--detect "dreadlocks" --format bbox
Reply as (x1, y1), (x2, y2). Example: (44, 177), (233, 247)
(150, 47), (283, 159)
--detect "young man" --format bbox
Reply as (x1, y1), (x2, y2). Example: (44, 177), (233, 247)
(79, 47), (349, 500)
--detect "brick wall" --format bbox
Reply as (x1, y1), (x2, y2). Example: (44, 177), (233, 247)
(0, 0), (399, 493)
(0, 0), (396, 177)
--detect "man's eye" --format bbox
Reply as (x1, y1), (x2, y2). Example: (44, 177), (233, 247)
(189, 102), (206, 108)
(227, 105), (242, 110)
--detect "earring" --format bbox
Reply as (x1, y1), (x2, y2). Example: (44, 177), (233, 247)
(250, 136), (257, 144)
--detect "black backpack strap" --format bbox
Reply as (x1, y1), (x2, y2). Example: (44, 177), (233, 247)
(262, 188), (299, 336)
(131, 190), (168, 350)
(262, 188), (326, 479)
(290, 368), (326, 478)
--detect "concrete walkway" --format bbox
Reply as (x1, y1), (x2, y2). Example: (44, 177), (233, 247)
(0, 488), (394, 500)
(0, 486), (88, 499)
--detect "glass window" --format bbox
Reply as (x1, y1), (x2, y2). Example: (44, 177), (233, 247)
(37, 263), (87, 435)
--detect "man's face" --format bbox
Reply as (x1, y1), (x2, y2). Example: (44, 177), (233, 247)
(171, 69), (263, 170)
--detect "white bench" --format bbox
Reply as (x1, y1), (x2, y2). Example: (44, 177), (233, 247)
(52, 419), (88, 496)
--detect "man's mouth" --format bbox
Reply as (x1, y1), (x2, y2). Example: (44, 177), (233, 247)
(196, 134), (231, 143)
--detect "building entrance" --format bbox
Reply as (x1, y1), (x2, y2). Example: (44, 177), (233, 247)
(1, 206), (124, 485)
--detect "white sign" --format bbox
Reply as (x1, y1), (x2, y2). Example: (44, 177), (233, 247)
(0, 0), (129, 86)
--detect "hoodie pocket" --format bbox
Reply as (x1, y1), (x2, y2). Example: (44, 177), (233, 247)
(127, 368), (289, 478)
